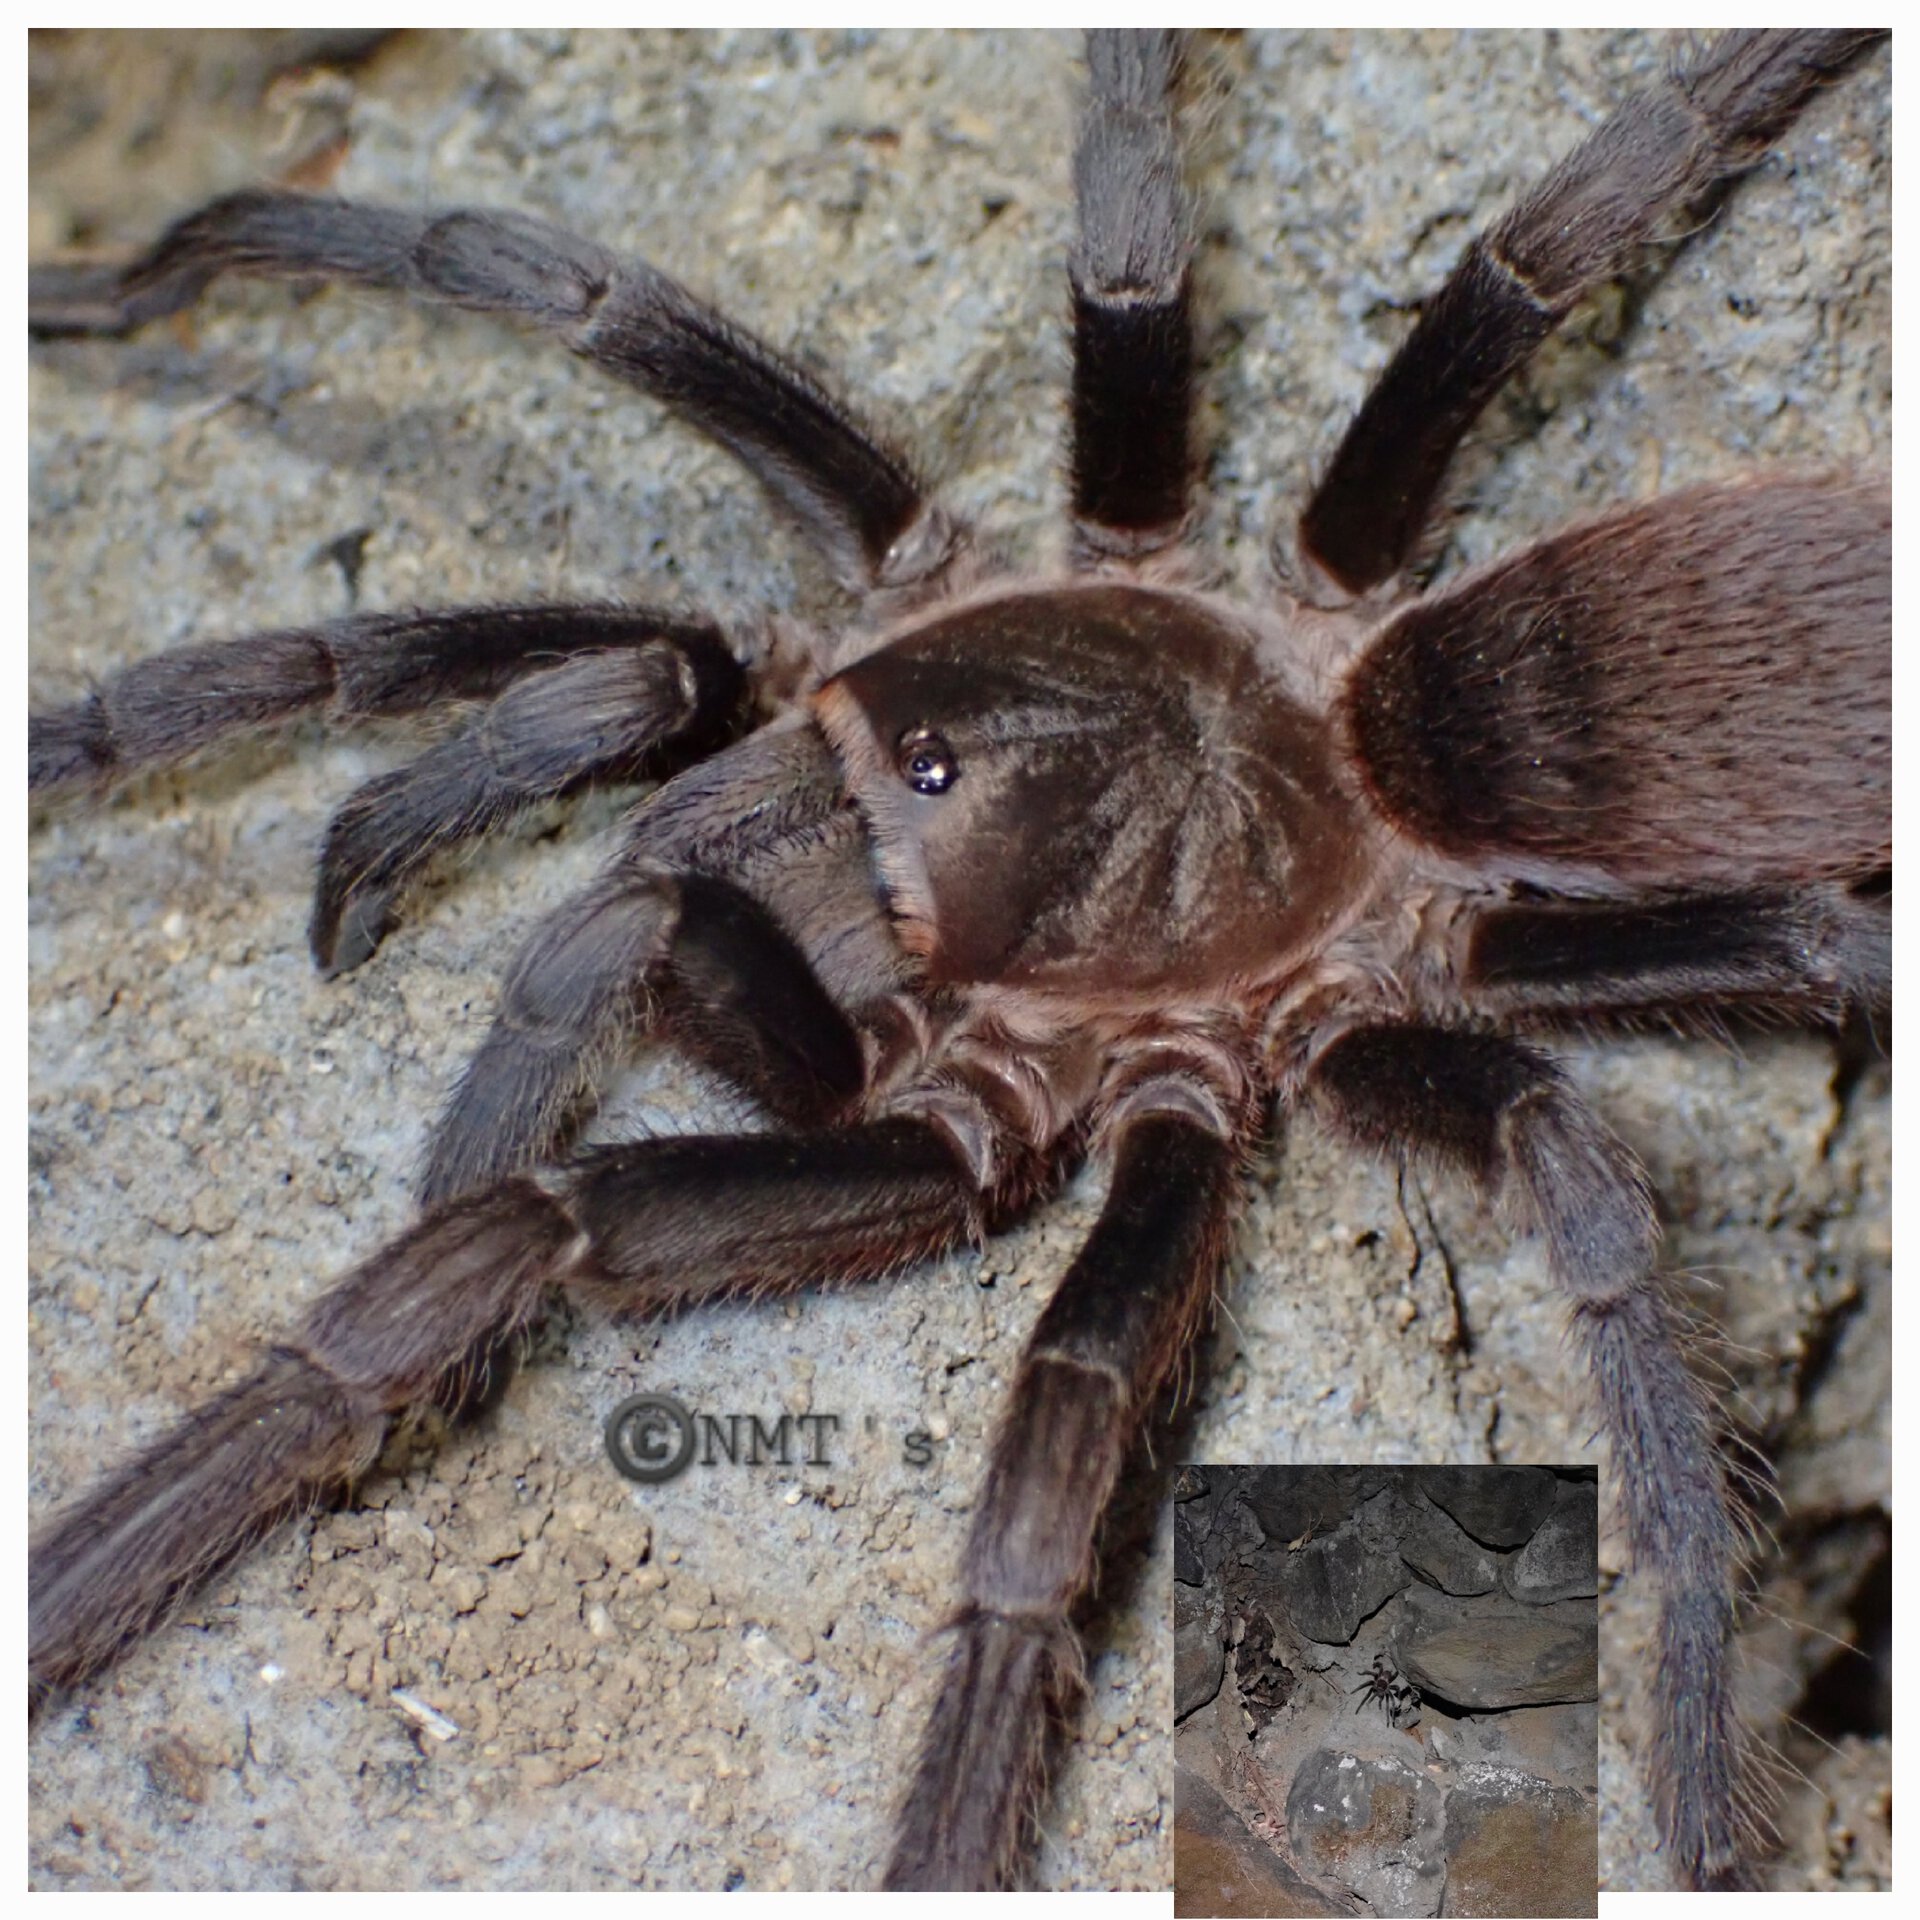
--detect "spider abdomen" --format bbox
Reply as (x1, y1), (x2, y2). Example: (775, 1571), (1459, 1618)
(1341, 479), (1890, 890)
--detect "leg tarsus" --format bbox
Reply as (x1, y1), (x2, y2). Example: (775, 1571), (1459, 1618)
(30, 1348), (386, 1704)
(883, 1611), (1081, 1891)
(30, 1179), (568, 1702)
(1575, 1286), (1758, 1888)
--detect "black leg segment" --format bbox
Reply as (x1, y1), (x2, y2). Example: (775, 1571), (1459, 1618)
(565, 1118), (986, 1316)
(1068, 31), (1195, 555)
(1462, 884), (1889, 1025)
(654, 873), (868, 1129)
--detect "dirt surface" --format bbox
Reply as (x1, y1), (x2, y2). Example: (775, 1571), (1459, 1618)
(29, 29), (1889, 1893)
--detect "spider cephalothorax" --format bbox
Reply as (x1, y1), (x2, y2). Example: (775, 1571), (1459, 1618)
(29, 29), (1888, 1893)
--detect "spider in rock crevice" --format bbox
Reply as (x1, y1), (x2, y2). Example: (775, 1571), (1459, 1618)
(1350, 1653), (1420, 1729)
(28, 29), (1888, 1892)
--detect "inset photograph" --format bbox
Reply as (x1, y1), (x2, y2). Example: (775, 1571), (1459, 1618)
(1174, 1465), (1597, 1918)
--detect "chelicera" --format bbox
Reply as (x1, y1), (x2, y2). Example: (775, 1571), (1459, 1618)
(29, 29), (1888, 1892)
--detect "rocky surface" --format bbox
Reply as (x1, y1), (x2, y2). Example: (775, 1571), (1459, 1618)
(1178, 1467), (1598, 1913)
(1417, 1468), (1563, 1552)
(1441, 1774), (1599, 1920)
(1397, 1496), (1499, 1596)
(31, 28), (1889, 1893)
(1176, 1766), (1345, 1918)
(1287, 1746), (1446, 1915)
(1176, 1581), (1228, 1722)
(1505, 1481), (1600, 1606)
(1399, 1591), (1598, 1711)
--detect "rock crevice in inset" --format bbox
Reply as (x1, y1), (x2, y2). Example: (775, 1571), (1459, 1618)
(1174, 1464), (1598, 1917)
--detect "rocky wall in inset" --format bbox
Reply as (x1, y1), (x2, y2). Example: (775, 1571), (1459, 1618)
(1174, 1465), (1598, 1917)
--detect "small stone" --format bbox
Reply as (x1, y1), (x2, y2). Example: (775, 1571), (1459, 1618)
(440, 1567), (488, 1614)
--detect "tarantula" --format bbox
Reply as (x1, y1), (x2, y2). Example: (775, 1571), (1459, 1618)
(1350, 1654), (1419, 1728)
(28, 29), (1889, 1894)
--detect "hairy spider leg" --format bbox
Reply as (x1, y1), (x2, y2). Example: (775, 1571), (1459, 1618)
(1295, 30), (1882, 597)
(29, 1115), (1001, 1708)
(886, 1109), (1240, 1889)
(1310, 1023), (1757, 1889)
(309, 629), (746, 973)
(29, 189), (958, 589)
(1461, 884), (1890, 1026)
(420, 722), (885, 1205)
(29, 604), (751, 970)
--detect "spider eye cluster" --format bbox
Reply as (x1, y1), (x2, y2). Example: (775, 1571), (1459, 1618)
(895, 725), (959, 794)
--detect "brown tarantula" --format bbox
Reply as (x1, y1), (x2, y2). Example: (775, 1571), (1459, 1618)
(1350, 1653), (1419, 1728)
(29, 30), (1889, 1894)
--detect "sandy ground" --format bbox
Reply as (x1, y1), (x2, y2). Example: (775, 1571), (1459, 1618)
(29, 29), (1889, 1892)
